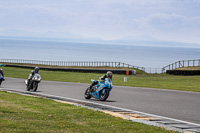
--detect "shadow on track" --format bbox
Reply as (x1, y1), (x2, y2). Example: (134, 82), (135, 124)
(86, 98), (117, 103)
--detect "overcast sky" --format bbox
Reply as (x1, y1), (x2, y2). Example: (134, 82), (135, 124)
(0, 0), (200, 43)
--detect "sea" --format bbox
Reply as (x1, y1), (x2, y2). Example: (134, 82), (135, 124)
(0, 38), (200, 73)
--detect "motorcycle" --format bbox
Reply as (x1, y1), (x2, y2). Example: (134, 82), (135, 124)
(0, 73), (5, 86)
(25, 73), (41, 92)
(84, 78), (113, 101)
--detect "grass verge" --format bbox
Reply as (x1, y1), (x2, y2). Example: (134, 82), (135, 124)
(0, 91), (177, 133)
(1, 66), (200, 92)
(175, 66), (200, 70)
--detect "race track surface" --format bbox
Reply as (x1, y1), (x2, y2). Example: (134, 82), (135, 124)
(1, 77), (200, 125)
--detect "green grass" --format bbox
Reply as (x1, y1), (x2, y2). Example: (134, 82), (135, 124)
(175, 66), (200, 70)
(115, 74), (200, 92)
(0, 91), (177, 133)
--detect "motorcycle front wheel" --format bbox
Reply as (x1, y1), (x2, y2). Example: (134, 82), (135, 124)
(84, 88), (91, 99)
(27, 81), (31, 91)
(26, 86), (30, 91)
(100, 89), (109, 101)
(33, 82), (38, 92)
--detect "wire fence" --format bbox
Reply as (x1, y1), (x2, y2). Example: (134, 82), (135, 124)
(162, 59), (200, 73)
(0, 58), (145, 72)
(4, 58), (198, 74)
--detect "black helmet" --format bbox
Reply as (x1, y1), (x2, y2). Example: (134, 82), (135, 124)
(34, 67), (39, 73)
(107, 71), (113, 80)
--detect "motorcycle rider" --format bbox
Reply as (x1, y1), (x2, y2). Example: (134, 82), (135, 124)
(27, 67), (40, 86)
(0, 68), (5, 80)
(89, 71), (113, 92)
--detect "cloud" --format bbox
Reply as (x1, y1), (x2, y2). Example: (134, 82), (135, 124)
(0, 0), (200, 43)
(142, 13), (200, 32)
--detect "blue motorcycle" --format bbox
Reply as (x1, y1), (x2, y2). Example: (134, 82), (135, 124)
(84, 78), (113, 101)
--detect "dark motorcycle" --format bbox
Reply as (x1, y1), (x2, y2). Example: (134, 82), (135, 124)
(0, 73), (5, 86)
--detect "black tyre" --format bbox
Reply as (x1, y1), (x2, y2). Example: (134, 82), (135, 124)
(33, 82), (38, 92)
(100, 89), (109, 101)
(0, 80), (2, 86)
(84, 88), (91, 99)
(26, 86), (30, 91)
(27, 82), (32, 91)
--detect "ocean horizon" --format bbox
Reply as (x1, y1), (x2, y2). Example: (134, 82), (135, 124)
(1, 38), (200, 73)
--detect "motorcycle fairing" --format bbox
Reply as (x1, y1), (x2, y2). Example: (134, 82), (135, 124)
(91, 78), (112, 99)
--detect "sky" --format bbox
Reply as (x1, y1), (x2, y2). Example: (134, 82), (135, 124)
(0, 0), (200, 44)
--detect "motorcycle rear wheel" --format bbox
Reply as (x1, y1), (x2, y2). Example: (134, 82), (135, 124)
(100, 89), (109, 101)
(84, 88), (91, 99)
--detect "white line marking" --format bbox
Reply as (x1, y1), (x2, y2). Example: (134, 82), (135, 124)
(1, 87), (200, 127)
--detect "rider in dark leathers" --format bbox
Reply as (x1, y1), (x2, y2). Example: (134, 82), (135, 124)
(0, 69), (5, 86)
(89, 71), (113, 91)
(0, 69), (4, 78)
(0, 69), (5, 80)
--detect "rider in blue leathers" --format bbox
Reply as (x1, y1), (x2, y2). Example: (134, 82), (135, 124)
(89, 71), (113, 91)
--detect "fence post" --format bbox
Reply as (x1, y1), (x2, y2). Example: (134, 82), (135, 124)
(3, 58), (200, 73)
(175, 62), (177, 69)
(162, 68), (164, 73)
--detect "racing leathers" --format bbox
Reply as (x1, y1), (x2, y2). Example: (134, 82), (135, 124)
(89, 74), (107, 92)
(27, 67), (40, 86)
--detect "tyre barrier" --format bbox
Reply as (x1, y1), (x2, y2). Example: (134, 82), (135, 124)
(166, 70), (200, 75)
(4, 64), (136, 75)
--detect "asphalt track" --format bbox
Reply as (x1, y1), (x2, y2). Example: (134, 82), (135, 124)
(1, 77), (200, 125)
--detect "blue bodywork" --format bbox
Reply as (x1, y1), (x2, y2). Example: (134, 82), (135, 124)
(90, 78), (113, 99)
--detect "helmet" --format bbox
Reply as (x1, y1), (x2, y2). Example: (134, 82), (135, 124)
(0, 69), (2, 73)
(34, 67), (39, 73)
(106, 71), (113, 80)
